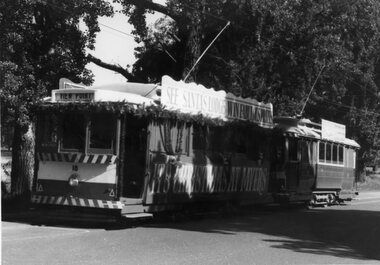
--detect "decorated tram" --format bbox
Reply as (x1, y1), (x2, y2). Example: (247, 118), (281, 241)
(31, 76), (359, 219)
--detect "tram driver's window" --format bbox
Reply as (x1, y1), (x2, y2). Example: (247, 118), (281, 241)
(38, 114), (58, 151)
(61, 113), (86, 152)
(89, 114), (115, 153)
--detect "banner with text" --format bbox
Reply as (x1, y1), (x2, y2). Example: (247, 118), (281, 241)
(160, 76), (273, 127)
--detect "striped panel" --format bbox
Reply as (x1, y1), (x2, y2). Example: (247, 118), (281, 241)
(31, 195), (123, 209)
(38, 153), (117, 164)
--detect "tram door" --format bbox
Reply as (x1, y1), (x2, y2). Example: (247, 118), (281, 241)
(123, 116), (148, 198)
(286, 138), (300, 191)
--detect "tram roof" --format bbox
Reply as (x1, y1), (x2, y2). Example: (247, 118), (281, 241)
(274, 116), (360, 148)
(42, 76), (274, 128)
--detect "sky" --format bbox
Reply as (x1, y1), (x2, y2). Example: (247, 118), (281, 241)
(85, 1), (165, 86)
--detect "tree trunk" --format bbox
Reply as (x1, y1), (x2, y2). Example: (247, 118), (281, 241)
(181, 19), (202, 82)
(10, 122), (34, 205)
(182, 23), (201, 82)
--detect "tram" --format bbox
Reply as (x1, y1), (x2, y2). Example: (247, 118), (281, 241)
(31, 76), (359, 219)
(273, 117), (360, 206)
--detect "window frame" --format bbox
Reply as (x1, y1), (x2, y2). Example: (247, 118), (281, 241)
(318, 141), (345, 167)
(87, 114), (117, 155)
(288, 138), (299, 162)
(319, 142), (326, 163)
(37, 113), (59, 153)
(192, 124), (208, 151)
(52, 112), (118, 155)
(59, 113), (87, 153)
(338, 145), (344, 165)
(173, 123), (191, 156)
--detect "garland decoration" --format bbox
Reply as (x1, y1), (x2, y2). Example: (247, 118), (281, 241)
(32, 101), (271, 131)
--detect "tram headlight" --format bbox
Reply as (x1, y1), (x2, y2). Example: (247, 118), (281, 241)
(68, 174), (79, 187)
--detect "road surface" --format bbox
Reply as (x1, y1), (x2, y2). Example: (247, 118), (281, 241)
(2, 192), (380, 265)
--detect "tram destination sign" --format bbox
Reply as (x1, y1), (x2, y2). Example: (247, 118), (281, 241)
(54, 90), (95, 102)
(160, 76), (273, 127)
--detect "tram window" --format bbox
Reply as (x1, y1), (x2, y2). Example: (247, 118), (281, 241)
(193, 125), (207, 150)
(288, 139), (298, 161)
(61, 113), (86, 152)
(223, 128), (235, 152)
(247, 134), (259, 160)
(38, 114), (58, 150)
(319, 142), (325, 162)
(338, 146), (344, 164)
(319, 142), (344, 165)
(89, 114), (115, 152)
(325, 143), (332, 163)
(236, 129), (246, 154)
(182, 126), (191, 154)
(247, 132), (267, 161)
(332, 144), (338, 164)
(175, 124), (190, 155)
(209, 127), (223, 152)
(301, 141), (309, 162)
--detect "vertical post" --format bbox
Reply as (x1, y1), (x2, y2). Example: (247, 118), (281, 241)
(115, 118), (121, 156)
(116, 115), (126, 198)
(85, 115), (90, 155)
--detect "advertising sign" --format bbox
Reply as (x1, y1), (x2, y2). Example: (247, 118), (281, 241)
(160, 75), (273, 127)
(321, 119), (346, 142)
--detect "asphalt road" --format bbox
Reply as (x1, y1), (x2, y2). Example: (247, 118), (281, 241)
(2, 192), (380, 265)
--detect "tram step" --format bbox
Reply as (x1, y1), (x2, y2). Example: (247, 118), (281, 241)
(120, 197), (143, 205)
(122, 212), (153, 219)
(121, 204), (147, 214)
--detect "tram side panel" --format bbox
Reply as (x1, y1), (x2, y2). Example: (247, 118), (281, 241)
(143, 121), (274, 208)
(315, 142), (357, 202)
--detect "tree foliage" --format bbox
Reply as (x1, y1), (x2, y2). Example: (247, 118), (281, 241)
(0, 0), (112, 199)
(88, 0), (380, 169)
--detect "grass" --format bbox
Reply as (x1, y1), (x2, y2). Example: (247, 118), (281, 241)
(357, 173), (380, 191)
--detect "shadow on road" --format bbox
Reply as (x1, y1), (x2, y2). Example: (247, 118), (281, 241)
(144, 206), (380, 261)
(3, 204), (380, 261)
(2, 210), (135, 230)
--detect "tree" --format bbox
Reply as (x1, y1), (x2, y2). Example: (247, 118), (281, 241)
(0, 0), (112, 203)
(88, 0), (221, 82)
(88, 0), (380, 171)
